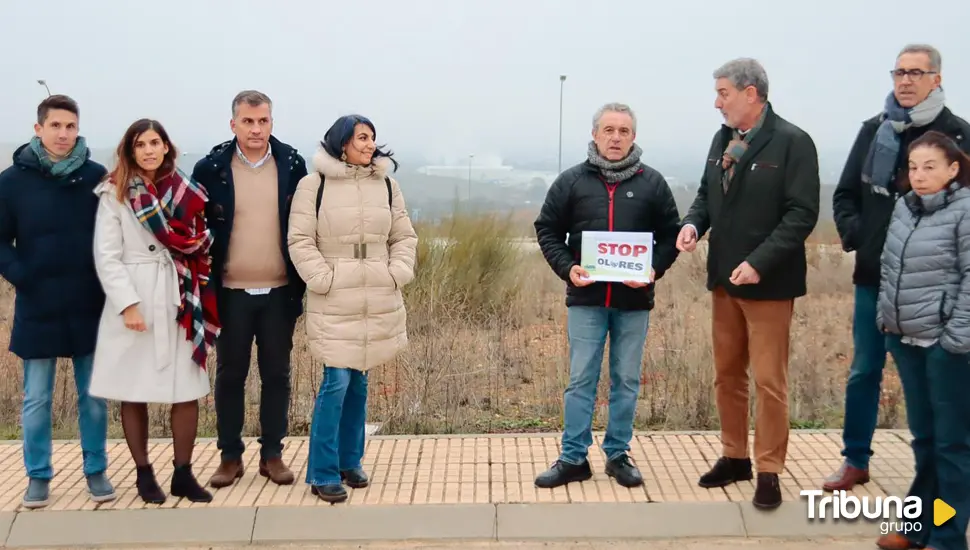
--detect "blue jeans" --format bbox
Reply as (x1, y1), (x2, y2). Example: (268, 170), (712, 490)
(560, 306), (650, 465)
(306, 366), (368, 486)
(886, 335), (970, 550)
(840, 285), (888, 469)
(22, 354), (108, 479)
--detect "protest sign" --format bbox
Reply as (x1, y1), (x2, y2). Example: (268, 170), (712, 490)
(579, 231), (653, 283)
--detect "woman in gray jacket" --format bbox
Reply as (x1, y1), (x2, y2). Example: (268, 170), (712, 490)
(876, 130), (970, 550)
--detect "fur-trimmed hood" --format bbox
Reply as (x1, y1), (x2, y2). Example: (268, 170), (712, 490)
(312, 147), (393, 180)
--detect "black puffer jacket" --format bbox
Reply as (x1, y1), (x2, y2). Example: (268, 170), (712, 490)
(833, 107), (970, 287)
(533, 160), (681, 311)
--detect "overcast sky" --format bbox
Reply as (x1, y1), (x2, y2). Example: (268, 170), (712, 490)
(2, 0), (969, 167)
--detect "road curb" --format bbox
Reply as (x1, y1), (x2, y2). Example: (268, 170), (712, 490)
(0, 501), (897, 547)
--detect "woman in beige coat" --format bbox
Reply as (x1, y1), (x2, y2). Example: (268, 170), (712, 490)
(288, 114), (417, 503)
(89, 119), (218, 505)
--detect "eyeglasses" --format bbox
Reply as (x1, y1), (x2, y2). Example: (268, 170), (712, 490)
(891, 69), (937, 81)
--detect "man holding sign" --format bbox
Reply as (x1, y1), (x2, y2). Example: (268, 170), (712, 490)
(677, 58), (820, 510)
(533, 102), (681, 490)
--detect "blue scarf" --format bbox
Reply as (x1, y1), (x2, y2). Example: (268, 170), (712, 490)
(861, 88), (946, 195)
(27, 135), (89, 178)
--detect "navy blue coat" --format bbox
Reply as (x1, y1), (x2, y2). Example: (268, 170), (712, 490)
(0, 144), (108, 359)
(191, 136), (309, 319)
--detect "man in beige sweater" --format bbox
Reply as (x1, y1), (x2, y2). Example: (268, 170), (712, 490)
(191, 90), (308, 488)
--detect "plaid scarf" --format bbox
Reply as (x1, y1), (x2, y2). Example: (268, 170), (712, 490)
(28, 135), (89, 177)
(721, 106), (768, 191)
(125, 169), (220, 369)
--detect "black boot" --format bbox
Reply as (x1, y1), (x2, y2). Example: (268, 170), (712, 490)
(605, 454), (643, 488)
(698, 457), (753, 488)
(136, 464), (166, 504)
(311, 484), (348, 503)
(534, 460), (593, 489)
(170, 463), (213, 503)
(340, 468), (369, 489)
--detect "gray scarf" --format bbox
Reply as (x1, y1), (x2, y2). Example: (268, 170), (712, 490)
(587, 141), (643, 183)
(862, 87), (946, 194)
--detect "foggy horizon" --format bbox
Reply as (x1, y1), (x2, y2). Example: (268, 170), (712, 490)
(3, 0), (969, 171)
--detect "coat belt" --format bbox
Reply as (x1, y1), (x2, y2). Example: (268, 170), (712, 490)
(318, 242), (388, 259)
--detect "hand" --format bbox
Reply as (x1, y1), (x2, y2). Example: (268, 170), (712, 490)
(122, 304), (147, 332)
(622, 269), (655, 288)
(676, 225), (697, 252)
(729, 261), (760, 286)
(569, 265), (594, 287)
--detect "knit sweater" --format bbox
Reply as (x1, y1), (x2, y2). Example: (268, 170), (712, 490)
(222, 153), (288, 289)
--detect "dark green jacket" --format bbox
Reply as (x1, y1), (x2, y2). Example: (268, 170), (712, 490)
(682, 103), (820, 301)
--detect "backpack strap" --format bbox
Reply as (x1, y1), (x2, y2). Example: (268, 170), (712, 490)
(315, 173), (326, 217)
(315, 173), (393, 219)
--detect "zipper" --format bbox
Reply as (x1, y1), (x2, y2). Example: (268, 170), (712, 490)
(893, 215), (921, 326)
(356, 170), (368, 364)
(605, 182), (617, 308)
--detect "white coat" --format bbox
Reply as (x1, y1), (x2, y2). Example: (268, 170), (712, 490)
(88, 180), (210, 404)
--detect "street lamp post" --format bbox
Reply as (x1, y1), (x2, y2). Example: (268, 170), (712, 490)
(558, 75), (567, 174)
(37, 80), (51, 96)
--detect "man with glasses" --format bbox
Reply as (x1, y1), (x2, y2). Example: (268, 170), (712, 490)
(827, 44), (970, 497)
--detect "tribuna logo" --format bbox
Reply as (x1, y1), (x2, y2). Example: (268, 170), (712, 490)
(801, 490), (922, 534)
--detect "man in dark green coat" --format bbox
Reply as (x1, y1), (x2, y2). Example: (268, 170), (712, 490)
(677, 57), (820, 510)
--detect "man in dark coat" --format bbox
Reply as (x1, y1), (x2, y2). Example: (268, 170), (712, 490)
(677, 58), (820, 509)
(825, 44), (970, 502)
(191, 90), (308, 489)
(533, 102), (681, 490)
(0, 95), (114, 508)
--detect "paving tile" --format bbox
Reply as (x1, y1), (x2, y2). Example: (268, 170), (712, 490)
(0, 430), (917, 510)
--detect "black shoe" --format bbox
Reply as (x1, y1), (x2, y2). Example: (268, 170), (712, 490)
(170, 462), (213, 503)
(311, 484), (348, 503)
(605, 454), (643, 488)
(340, 468), (369, 489)
(135, 465), (166, 504)
(534, 459), (593, 489)
(698, 457), (753, 488)
(752, 473), (782, 509)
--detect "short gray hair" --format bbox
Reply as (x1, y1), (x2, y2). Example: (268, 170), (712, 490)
(898, 43), (942, 72)
(713, 58), (769, 102)
(232, 90), (273, 118)
(593, 102), (637, 132)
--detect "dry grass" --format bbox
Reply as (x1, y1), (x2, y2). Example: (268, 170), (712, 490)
(0, 215), (904, 440)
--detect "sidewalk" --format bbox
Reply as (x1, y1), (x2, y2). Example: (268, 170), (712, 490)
(0, 429), (923, 547)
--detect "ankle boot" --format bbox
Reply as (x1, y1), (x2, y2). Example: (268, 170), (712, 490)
(136, 465), (166, 504)
(170, 462), (212, 503)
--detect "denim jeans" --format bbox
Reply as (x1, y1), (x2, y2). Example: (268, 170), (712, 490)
(840, 285), (888, 469)
(886, 334), (970, 550)
(22, 354), (108, 480)
(306, 366), (368, 486)
(560, 306), (650, 465)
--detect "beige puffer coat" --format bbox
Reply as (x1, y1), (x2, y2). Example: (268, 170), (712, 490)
(287, 148), (417, 371)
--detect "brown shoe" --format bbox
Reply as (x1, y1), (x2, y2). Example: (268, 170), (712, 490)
(259, 458), (294, 485)
(875, 532), (921, 549)
(822, 461), (870, 491)
(208, 459), (244, 488)
(752, 472), (782, 510)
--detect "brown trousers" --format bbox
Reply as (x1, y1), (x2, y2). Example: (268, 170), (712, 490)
(712, 286), (794, 474)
